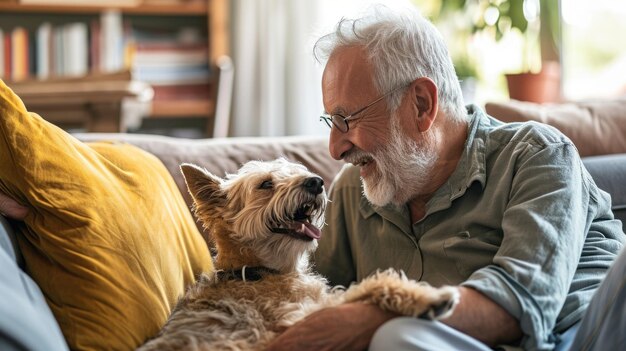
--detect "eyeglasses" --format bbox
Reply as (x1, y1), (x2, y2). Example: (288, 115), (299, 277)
(319, 84), (407, 133)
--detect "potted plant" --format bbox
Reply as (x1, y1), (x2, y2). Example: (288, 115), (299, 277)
(502, 0), (562, 103)
(419, 0), (562, 103)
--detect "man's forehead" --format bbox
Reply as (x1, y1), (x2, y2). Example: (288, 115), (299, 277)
(322, 46), (376, 100)
(324, 46), (369, 79)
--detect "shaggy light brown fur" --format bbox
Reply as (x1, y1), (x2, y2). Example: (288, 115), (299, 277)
(137, 158), (460, 351)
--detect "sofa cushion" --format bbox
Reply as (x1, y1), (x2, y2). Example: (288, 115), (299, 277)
(0, 216), (68, 351)
(485, 99), (626, 157)
(0, 80), (213, 350)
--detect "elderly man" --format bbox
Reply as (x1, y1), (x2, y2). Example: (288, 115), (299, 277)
(266, 6), (625, 351)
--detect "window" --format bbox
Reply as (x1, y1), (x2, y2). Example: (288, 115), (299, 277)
(561, 0), (626, 99)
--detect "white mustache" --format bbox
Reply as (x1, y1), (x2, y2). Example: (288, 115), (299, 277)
(344, 149), (374, 165)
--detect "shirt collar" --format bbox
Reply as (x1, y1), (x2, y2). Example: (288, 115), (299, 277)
(447, 104), (489, 198)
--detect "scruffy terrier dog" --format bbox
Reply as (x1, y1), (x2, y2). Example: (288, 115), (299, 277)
(138, 158), (460, 351)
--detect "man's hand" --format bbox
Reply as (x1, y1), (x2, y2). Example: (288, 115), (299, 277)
(265, 302), (397, 351)
(0, 192), (28, 220)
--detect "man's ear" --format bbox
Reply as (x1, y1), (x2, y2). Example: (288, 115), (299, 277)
(180, 163), (226, 205)
(409, 77), (438, 132)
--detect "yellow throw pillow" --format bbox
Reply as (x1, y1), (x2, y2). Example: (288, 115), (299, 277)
(0, 79), (213, 350)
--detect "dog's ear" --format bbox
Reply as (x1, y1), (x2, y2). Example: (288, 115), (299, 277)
(180, 163), (226, 205)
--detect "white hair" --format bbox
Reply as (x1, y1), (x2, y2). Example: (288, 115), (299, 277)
(314, 5), (467, 123)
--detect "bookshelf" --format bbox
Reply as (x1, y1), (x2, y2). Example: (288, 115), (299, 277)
(0, 2), (208, 16)
(0, 0), (230, 137)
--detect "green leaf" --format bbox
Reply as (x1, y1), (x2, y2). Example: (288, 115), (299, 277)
(508, 0), (528, 33)
(495, 27), (503, 41)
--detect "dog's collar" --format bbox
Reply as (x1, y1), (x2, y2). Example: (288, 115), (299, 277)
(216, 266), (279, 282)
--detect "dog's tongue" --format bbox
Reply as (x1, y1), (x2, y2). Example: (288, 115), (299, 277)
(293, 221), (322, 240)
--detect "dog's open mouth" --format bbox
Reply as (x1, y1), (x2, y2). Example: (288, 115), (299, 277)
(271, 202), (322, 241)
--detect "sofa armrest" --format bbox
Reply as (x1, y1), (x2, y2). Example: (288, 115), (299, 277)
(583, 154), (626, 228)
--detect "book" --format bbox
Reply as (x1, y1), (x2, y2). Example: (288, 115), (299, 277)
(151, 99), (212, 117)
(3, 32), (10, 80)
(132, 64), (210, 85)
(0, 29), (3, 80)
(28, 30), (37, 78)
(129, 26), (210, 85)
(53, 25), (64, 76)
(152, 83), (210, 101)
(63, 22), (88, 77)
(18, 0), (141, 6)
(133, 46), (208, 66)
(36, 23), (51, 79)
(131, 26), (204, 45)
(100, 10), (124, 73)
(90, 19), (100, 72)
(11, 27), (28, 81)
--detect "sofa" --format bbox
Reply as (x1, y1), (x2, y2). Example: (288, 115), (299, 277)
(0, 133), (344, 351)
(1, 99), (626, 350)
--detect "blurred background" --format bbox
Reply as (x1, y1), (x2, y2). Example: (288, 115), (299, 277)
(1, 0), (625, 138)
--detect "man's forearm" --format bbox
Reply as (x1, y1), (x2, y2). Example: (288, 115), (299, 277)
(442, 286), (522, 346)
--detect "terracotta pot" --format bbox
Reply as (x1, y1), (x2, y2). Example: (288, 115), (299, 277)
(505, 61), (561, 103)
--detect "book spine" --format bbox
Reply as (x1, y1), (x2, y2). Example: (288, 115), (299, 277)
(11, 27), (28, 81)
(90, 19), (101, 73)
(0, 29), (3, 80)
(4, 32), (11, 80)
(53, 26), (63, 77)
(63, 22), (88, 77)
(37, 23), (52, 80)
(101, 10), (124, 73)
(28, 30), (37, 78)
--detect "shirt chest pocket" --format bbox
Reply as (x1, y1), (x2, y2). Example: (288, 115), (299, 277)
(443, 230), (502, 278)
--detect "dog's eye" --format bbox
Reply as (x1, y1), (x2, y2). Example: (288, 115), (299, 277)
(259, 180), (273, 189)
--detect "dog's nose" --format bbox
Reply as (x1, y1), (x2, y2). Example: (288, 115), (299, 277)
(303, 177), (324, 195)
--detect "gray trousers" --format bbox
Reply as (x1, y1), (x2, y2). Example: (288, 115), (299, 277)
(369, 248), (626, 351)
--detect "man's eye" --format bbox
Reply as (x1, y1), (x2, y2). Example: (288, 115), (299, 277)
(259, 180), (273, 189)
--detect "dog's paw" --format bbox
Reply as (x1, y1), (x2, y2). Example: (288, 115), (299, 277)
(342, 270), (460, 320)
(417, 285), (459, 320)
(384, 283), (460, 320)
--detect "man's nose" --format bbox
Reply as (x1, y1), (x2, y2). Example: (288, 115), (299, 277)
(328, 127), (352, 161)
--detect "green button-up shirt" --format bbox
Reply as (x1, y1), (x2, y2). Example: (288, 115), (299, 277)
(314, 105), (625, 351)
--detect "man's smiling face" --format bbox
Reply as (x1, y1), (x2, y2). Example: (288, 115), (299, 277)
(322, 45), (437, 207)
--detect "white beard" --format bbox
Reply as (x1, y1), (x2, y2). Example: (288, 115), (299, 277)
(362, 115), (437, 207)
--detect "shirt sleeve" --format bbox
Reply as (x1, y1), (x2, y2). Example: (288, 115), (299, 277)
(462, 142), (591, 351)
(313, 165), (358, 287)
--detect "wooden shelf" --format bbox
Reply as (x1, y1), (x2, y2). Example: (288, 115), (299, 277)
(7, 72), (153, 133)
(0, 0), (229, 137)
(0, 2), (207, 15)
